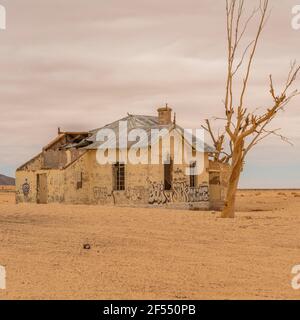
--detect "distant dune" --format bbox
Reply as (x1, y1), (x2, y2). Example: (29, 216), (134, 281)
(0, 174), (15, 186)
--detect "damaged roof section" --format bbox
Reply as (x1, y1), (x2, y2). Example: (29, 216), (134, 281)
(51, 131), (90, 150)
(63, 114), (214, 152)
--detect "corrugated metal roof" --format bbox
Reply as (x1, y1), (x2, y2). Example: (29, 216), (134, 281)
(64, 114), (214, 152)
(88, 114), (160, 139)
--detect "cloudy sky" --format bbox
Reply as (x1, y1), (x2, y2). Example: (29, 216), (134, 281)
(0, 0), (299, 188)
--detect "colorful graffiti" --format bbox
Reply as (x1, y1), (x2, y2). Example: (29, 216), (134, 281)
(148, 179), (209, 205)
(22, 179), (30, 197)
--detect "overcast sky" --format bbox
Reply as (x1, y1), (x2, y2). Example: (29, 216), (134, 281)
(0, 0), (299, 188)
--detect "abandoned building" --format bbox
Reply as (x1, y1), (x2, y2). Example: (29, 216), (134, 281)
(16, 106), (229, 210)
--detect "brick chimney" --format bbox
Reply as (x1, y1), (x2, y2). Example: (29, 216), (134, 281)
(157, 104), (172, 125)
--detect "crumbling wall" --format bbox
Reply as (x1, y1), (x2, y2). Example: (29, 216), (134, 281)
(17, 153), (43, 171)
(85, 147), (210, 208)
(16, 170), (37, 203)
(208, 161), (230, 210)
(145, 157), (210, 209)
(63, 152), (93, 204)
(16, 130), (213, 209)
(43, 139), (84, 169)
(47, 170), (65, 203)
(16, 169), (64, 203)
(86, 151), (115, 205)
(43, 149), (68, 169)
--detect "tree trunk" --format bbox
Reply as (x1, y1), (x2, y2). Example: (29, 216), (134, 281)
(221, 141), (243, 218)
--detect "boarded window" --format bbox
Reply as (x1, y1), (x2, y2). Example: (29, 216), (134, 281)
(190, 161), (197, 188)
(76, 172), (83, 189)
(164, 159), (173, 191)
(113, 162), (125, 191)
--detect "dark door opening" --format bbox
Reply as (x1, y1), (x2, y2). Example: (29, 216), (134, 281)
(190, 161), (197, 187)
(164, 159), (173, 191)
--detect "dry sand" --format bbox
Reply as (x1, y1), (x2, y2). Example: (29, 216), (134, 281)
(0, 188), (300, 300)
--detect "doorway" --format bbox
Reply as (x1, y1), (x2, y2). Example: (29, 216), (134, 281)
(37, 173), (48, 204)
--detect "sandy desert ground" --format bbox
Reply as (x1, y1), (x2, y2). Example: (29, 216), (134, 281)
(1, 188), (300, 300)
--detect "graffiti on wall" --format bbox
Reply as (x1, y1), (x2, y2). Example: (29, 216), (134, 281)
(93, 187), (108, 204)
(148, 181), (169, 205)
(174, 168), (183, 175)
(125, 186), (146, 202)
(92, 185), (147, 205)
(189, 186), (209, 202)
(148, 179), (209, 205)
(22, 179), (30, 197)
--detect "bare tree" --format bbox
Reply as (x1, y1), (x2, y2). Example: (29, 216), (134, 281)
(203, 0), (300, 218)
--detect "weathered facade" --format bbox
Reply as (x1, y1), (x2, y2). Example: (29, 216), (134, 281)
(16, 106), (229, 210)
